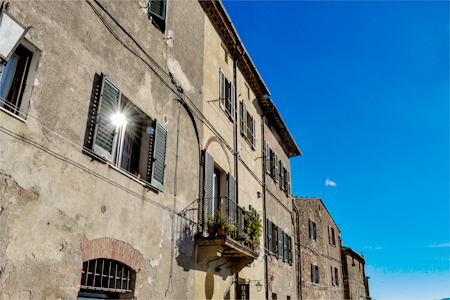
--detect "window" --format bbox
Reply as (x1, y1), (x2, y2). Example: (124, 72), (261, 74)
(148, 0), (167, 32)
(284, 168), (291, 197)
(329, 226), (336, 246)
(219, 68), (235, 122)
(331, 266), (340, 286)
(265, 141), (270, 174)
(311, 264), (320, 284)
(279, 160), (285, 190)
(309, 219), (318, 241)
(0, 42), (39, 119)
(240, 100), (256, 150)
(221, 44), (229, 64)
(79, 258), (135, 298)
(87, 75), (168, 190)
(267, 219), (273, 255)
(272, 293), (277, 300)
(271, 150), (278, 183)
(282, 231), (288, 262)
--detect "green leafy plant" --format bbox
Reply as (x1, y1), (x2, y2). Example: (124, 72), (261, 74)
(242, 207), (262, 248)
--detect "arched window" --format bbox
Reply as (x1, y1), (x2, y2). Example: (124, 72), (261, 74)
(77, 259), (135, 299)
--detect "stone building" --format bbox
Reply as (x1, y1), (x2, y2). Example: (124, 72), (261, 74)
(0, 0), (302, 299)
(341, 247), (369, 300)
(293, 197), (345, 300)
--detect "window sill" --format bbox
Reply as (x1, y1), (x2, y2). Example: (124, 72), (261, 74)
(0, 106), (27, 123)
(108, 164), (148, 186)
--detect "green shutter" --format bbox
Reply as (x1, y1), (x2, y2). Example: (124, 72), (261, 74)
(150, 121), (168, 191)
(148, 0), (166, 20)
(204, 150), (214, 217)
(265, 141), (270, 174)
(230, 82), (235, 122)
(280, 161), (285, 190)
(251, 116), (256, 150)
(267, 219), (273, 255)
(219, 68), (225, 110)
(283, 231), (288, 262)
(228, 173), (236, 203)
(277, 226), (283, 259)
(93, 76), (121, 162)
(274, 152), (279, 183)
(289, 236), (294, 265)
(286, 169), (291, 197)
(241, 101), (247, 137)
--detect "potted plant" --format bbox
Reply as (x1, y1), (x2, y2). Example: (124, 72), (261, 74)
(215, 212), (227, 236)
(197, 220), (203, 237)
(243, 207), (262, 249)
(206, 214), (215, 237)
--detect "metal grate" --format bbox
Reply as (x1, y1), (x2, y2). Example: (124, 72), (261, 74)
(80, 259), (134, 293)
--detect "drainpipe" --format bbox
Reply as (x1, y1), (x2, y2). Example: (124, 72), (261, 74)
(292, 200), (303, 300)
(233, 49), (245, 298)
(261, 101), (274, 300)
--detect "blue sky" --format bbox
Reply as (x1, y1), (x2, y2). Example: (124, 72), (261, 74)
(223, 1), (449, 299)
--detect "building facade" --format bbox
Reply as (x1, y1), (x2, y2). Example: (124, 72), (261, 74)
(341, 247), (369, 300)
(293, 197), (345, 300)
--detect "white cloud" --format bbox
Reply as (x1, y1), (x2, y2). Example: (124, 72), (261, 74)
(428, 242), (450, 248)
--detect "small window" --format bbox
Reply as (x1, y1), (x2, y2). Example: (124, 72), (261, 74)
(148, 0), (167, 32)
(221, 44), (229, 64)
(334, 267), (339, 286)
(240, 104), (256, 150)
(0, 42), (39, 119)
(79, 258), (135, 298)
(311, 264), (320, 284)
(272, 293), (277, 300)
(330, 227), (336, 246)
(309, 219), (318, 241)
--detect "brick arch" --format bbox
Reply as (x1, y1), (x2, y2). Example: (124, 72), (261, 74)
(204, 136), (231, 172)
(80, 237), (143, 272)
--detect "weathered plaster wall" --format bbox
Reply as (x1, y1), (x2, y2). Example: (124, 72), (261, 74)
(0, 0), (205, 298)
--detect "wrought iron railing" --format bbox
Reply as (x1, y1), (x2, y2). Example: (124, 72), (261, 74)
(199, 196), (260, 250)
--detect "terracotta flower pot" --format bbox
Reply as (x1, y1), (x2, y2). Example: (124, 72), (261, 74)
(208, 228), (215, 237)
(218, 228), (226, 236)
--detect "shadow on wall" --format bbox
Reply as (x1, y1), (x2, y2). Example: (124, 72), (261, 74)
(205, 268), (214, 299)
(175, 200), (197, 272)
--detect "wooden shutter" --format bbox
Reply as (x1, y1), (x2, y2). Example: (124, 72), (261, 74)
(150, 121), (168, 191)
(251, 116), (256, 150)
(241, 101), (247, 137)
(286, 169), (291, 197)
(93, 76), (121, 162)
(219, 68), (225, 110)
(317, 265), (320, 284)
(280, 161), (285, 190)
(265, 141), (270, 174)
(311, 264), (315, 283)
(289, 236), (294, 265)
(228, 173), (236, 203)
(331, 266), (335, 286)
(309, 219), (313, 239)
(274, 152), (279, 183)
(230, 82), (235, 121)
(203, 150), (214, 217)
(283, 231), (288, 262)
(148, 0), (166, 20)
(277, 226), (283, 259)
(267, 219), (273, 255)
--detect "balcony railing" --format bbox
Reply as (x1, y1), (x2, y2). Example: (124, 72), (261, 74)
(198, 196), (260, 251)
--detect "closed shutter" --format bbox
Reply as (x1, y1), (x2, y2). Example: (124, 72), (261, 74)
(274, 152), (279, 183)
(148, 0), (166, 20)
(328, 225), (332, 244)
(241, 101), (247, 137)
(283, 231), (288, 262)
(228, 173), (236, 203)
(203, 150), (214, 217)
(286, 169), (291, 197)
(251, 116), (256, 150)
(265, 141), (270, 174)
(277, 226), (283, 259)
(317, 265), (320, 284)
(230, 82), (235, 121)
(267, 219), (273, 255)
(289, 236), (294, 265)
(280, 161), (285, 190)
(93, 76), (121, 162)
(219, 68), (225, 110)
(149, 121), (169, 191)
(331, 266), (335, 286)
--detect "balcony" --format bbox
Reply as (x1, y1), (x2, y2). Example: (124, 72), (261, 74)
(196, 197), (261, 273)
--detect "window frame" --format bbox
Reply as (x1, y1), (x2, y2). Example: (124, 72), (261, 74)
(147, 0), (167, 32)
(0, 39), (40, 121)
